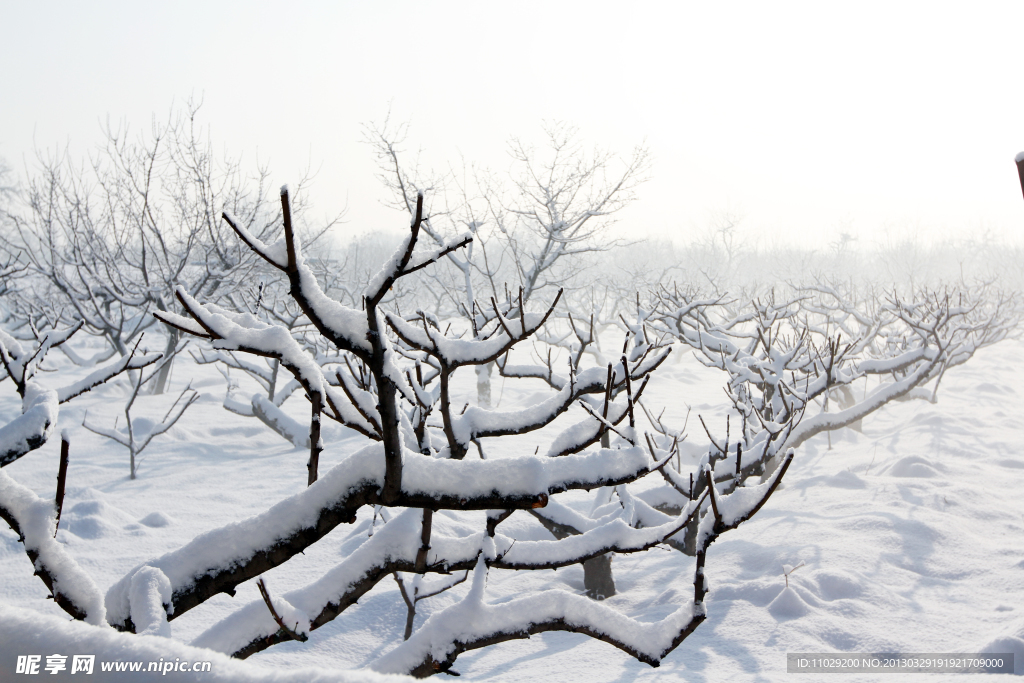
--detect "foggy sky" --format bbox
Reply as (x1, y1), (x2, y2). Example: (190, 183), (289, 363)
(3, 1), (1024, 248)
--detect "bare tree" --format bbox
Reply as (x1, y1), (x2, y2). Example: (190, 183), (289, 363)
(28, 185), (791, 678)
(366, 119), (651, 406)
(489, 122), (650, 304)
(0, 156), (16, 207)
(82, 357), (199, 479)
(650, 279), (1018, 505)
(0, 157), (26, 304)
(0, 101), (336, 394)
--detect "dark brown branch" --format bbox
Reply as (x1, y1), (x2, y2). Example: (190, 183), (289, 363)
(238, 551), (471, 658)
(621, 356), (635, 428)
(705, 467), (722, 524)
(394, 573), (417, 641)
(54, 434), (69, 537)
(366, 297), (404, 503)
(219, 189), (371, 361)
(334, 370), (383, 436)
(308, 392), (322, 486)
(400, 235), (474, 278)
(698, 415), (724, 453)
(415, 509), (433, 573)
(281, 187), (298, 271)
(718, 450), (794, 531)
(369, 193), (423, 308)
(395, 290), (564, 370)
(256, 578), (307, 643)
(600, 363), (613, 444)
(474, 358), (654, 449)
(221, 212), (284, 270)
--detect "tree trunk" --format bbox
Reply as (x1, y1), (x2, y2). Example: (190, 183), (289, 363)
(583, 554), (616, 600)
(577, 431), (619, 595)
(476, 362), (493, 407)
(268, 359), (280, 402)
(153, 326), (179, 395)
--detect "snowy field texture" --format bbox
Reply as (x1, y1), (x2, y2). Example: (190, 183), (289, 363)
(3, 330), (1024, 681)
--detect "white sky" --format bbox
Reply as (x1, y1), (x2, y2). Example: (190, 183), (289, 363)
(4, 1), (1024, 249)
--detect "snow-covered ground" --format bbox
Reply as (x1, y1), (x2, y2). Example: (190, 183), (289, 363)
(3, 331), (1023, 681)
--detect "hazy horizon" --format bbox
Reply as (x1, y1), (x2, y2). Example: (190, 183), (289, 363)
(4, 2), (1024, 250)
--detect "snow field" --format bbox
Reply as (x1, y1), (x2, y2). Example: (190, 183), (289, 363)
(2, 331), (1023, 680)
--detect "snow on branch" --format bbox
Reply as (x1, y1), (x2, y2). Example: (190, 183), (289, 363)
(1, 346), (161, 469)
(129, 567), (173, 637)
(369, 450), (796, 677)
(251, 394), (311, 449)
(56, 351), (162, 404)
(0, 469), (106, 624)
(221, 212), (291, 270)
(223, 189), (373, 356)
(0, 386), (58, 468)
(115, 174), (815, 673)
(495, 495), (703, 570)
(105, 443), (659, 630)
(0, 322), (83, 397)
(156, 289), (336, 411)
(196, 509), (474, 657)
(371, 560), (702, 677)
(786, 358), (937, 449)
(387, 303), (559, 368)
(365, 194), (472, 305)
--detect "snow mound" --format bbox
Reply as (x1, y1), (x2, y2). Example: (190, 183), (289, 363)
(975, 382), (1013, 395)
(824, 470), (867, 489)
(793, 469), (867, 491)
(978, 636), (1024, 674)
(886, 455), (941, 478)
(712, 579), (787, 607)
(129, 416), (158, 439)
(811, 569), (864, 601)
(60, 500), (138, 540)
(64, 516), (120, 540)
(767, 586), (811, 620)
(139, 511), (174, 528)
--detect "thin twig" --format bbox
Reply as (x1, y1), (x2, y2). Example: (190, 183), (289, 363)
(256, 578), (307, 642)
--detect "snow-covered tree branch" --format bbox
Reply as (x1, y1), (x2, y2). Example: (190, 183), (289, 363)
(99, 184), (799, 678)
(0, 324), (159, 622)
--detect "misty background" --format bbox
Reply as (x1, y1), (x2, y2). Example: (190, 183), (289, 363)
(3, 1), (1024, 254)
